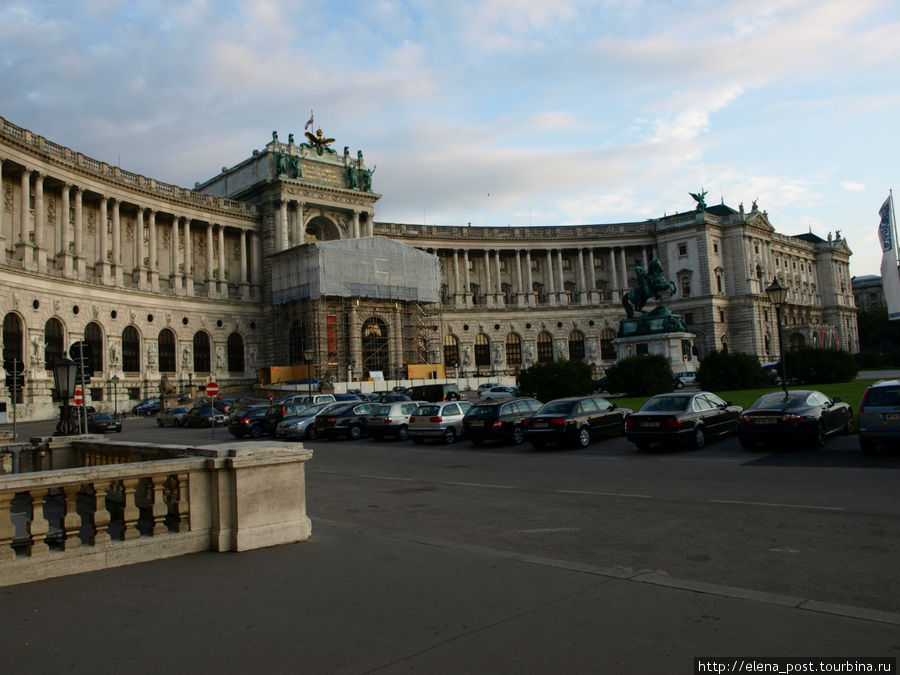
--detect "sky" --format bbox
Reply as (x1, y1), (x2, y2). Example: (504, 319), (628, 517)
(1, 0), (898, 277)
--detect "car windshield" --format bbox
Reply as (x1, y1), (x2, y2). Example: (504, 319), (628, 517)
(537, 401), (576, 415)
(641, 396), (690, 412)
(752, 393), (805, 409)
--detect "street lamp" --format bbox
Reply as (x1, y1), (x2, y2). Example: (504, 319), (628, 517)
(110, 373), (120, 418)
(53, 357), (78, 435)
(304, 348), (314, 399)
(764, 276), (789, 398)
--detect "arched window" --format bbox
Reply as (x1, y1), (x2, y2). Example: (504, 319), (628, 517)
(193, 332), (211, 373)
(2, 313), (23, 363)
(600, 329), (616, 361)
(122, 326), (141, 372)
(44, 318), (65, 370)
(227, 333), (245, 372)
(505, 333), (522, 368)
(537, 331), (553, 363)
(362, 317), (390, 375)
(158, 329), (176, 373)
(474, 333), (491, 367)
(568, 330), (585, 360)
(443, 334), (460, 366)
(85, 322), (104, 372)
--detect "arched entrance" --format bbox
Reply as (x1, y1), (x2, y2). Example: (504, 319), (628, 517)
(362, 317), (390, 376)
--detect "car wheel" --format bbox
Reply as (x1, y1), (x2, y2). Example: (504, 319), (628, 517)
(397, 426), (409, 441)
(812, 421), (826, 448)
(693, 426), (705, 449)
(512, 426), (524, 445)
(675, 380), (684, 390)
(577, 426), (591, 448)
(841, 411), (853, 435)
(349, 425), (362, 441)
(443, 427), (456, 444)
(305, 426), (317, 441)
(249, 425), (264, 439)
(412, 438), (425, 445)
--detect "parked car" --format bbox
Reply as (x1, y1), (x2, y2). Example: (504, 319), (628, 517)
(405, 383), (462, 402)
(87, 412), (122, 433)
(131, 397), (160, 416)
(183, 406), (228, 428)
(673, 372), (697, 389)
(280, 393), (336, 406)
(334, 392), (368, 401)
(392, 385), (408, 394)
(858, 379), (900, 454)
(524, 396), (632, 449)
(227, 406), (269, 438)
(462, 398), (543, 446)
(156, 406), (189, 427)
(263, 400), (318, 435)
(314, 402), (376, 440)
(595, 377), (621, 395)
(738, 390), (853, 450)
(276, 401), (346, 441)
(625, 391), (742, 450)
(226, 399), (269, 421)
(477, 382), (501, 393)
(408, 400), (472, 445)
(478, 385), (519, 401)
(369, 393), (411, 403)
(367, 400), (426, 441)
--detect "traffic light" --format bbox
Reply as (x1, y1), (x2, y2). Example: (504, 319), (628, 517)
(5, 373), (25, 394)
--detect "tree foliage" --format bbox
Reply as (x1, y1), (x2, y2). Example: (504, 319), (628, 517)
(697, 350), (771, 391)
(604, 354), (673, 397)
(784, 346), (858, 384)
(518, 359), (595, 402)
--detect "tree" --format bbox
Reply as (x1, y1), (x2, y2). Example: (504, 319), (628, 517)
(604, 354), (673, 397)
(518, 360), (594, 402)
(697, 350), (771, 391)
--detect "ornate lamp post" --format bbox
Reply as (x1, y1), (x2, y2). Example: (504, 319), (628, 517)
(53, 357), (78, 435)
(765, 277), (789, 398)
(110, 373), (119, 418)
(304, 348), (314, 399)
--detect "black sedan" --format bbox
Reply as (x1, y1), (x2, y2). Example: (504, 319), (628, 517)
(462, 398), (543, 446)
(524, 396), (632, 449)
(625, 391), (742, 450)
(227, 406), (269, 439)
(183, 406), (228, 428)
(737, 390), (853, 449)
(87, 412), (122, 433)
(314, 402), (375, 440)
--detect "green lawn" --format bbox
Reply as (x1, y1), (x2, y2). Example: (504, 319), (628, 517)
(610, 379), (878, 432)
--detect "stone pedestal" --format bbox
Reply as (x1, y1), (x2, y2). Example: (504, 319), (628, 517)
(613, 329), (695, 374)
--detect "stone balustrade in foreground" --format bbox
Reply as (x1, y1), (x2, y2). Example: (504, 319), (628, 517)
(0, 437), (313, 586)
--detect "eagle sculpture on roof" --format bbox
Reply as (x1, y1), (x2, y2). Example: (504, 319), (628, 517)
(304, 128), (336, 155)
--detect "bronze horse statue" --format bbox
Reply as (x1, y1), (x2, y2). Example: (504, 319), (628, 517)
(622, 258), (676, 318)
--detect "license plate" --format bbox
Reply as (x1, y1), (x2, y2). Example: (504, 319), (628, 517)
(755, 418), (777, 425)
(884, 414), (900, 421)
(532, 421), (548, 428)
(641, 421), (659, 428)
(469, 421), (485, 427)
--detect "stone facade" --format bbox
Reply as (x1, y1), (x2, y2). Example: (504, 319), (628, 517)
(0, 116), (858, 421)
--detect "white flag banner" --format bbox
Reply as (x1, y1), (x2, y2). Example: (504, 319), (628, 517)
(878, 194), (900, 320)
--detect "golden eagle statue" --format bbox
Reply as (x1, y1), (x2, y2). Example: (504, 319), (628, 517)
(304, 128), (336, 155)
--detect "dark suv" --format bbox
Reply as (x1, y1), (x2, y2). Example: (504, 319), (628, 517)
(858, 379), (900, 454)
(462, 398), (543, 446)
(405, 383), (461, 402)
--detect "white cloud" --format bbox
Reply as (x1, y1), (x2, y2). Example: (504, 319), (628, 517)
(842, 181), (867, 192)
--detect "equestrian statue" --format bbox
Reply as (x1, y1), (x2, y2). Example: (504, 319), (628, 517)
(622, 258), (676, 318)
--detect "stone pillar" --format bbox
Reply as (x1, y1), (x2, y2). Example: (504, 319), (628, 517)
(73, 187), (85, 278)
(206, 222), (215, 298)
(619, 247), (628, 293)
(525, 250), (534, 307)
(149, 210), (159, 292)
(367, 213), (374, 237)
(452, 250), (462, 308)
(483, 250), (492, 308)
(353, 210), (360, 239)
(296, 202), (305, 245)
(463, 249), (472, 309)
(135, 207), (148, 289)
(111, 198), (123, 286)
(608, 248), (617, 302)
(184, 219), (194, 295)
(556, 249), (565, 304)
(239, 229), (249, 300)
(17, 169), (33, 268)
(515, 250), (524, 307)
(0, 158), (4, 264)
(60, 183), (73, 276)
(577, 248), (587, 305)
(279, 200), (288, 251)
(546, 249), (556, 306)
(171, 216), (182, 294)
(588, 248), (597, 303)
(99, 196), (111, 284)
(34, 172), (47, 271)
(494, 250), (503, 306)
(218, 224), (227, 298)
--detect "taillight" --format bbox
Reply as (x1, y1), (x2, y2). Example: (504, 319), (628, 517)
(738, 414), (750, 423)
(859, 389), (871, 414)
(491, 420), (503, 429)
(240, 417), (250, 423)
(523, 418), (531, 427)
(665, 418), (682, 428)
(384, 417), (392, 423)
(625, 418), (637, 428)
(409, 416), (416, 423)
(430, 416), (443, 423)
(550, 417), (566, 427)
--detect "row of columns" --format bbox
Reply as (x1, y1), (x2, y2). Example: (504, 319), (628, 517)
(444, 246), (651, 309)
(275, 200), (374, 252)
(1, 161), (260, 300)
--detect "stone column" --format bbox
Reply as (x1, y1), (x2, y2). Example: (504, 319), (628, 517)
(556, 249), (565, 304)
(588, 248), (597, 303)
(184, 220), (194, 295)
(99, 196), (111, 284)
(239, 229), (249, 300)
(171, 216), (182, 294)
(608, 248), (617, 302)
(135, 207), (148, 289)
(111, 198), (123, 286)
(206, 222), (215, 298)
(73, 187), (85, 278)
(217, 224), (227, 298)
(279, 200), (288, 251)
(577, 248), (587, 305)
(367, 213), (374, 237)
(59, 183), (73, 276)
(525, 250), (534, 307)
(149, 210), (159, 292)
(463, 249), (472, 309)
(494, 250), (503, 306)
(0, 158), (4, 264)
(482, 250), (492, 307)
(296, 202), (305, 245)
(34, 172), (47, 271)
(353, 210), (360, 239)
(545, 249), (556, 306)
(452, 250), (462, 308)
(17, 169), (33, 268)
(515, 250), (524, 307)
(619, 247), (628, 293)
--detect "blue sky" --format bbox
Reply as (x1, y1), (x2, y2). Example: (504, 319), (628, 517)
(2, 0), (898, 276)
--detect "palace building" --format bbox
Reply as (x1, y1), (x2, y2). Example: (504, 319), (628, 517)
(0, 116), (858, 420)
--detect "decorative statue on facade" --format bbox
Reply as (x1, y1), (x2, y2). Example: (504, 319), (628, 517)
(302, 128), (337, 156)
(690, 189), (708, 211)
(619, 258), (687, 337)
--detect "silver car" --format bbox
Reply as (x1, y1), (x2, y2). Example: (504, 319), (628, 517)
(858, 379), (900, 454)
(367, 400), (426, 441)
(156, 406), (188, 427)
(408, 400), (472, 445)
(275, 401), (344, 441)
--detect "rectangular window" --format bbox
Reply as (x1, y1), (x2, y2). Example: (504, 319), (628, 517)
(685, 312), (694, 325)
(681, 278), (691, 297)
(678, 243), (688, 256)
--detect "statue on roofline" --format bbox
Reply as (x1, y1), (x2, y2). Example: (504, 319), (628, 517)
(302, 128), (337, 156)
(689, 189), (708, 211)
